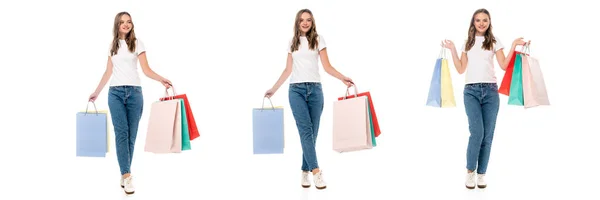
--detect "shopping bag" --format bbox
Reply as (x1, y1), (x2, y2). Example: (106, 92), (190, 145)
(144, 95), (182, 153)
(252, 97), (284, 154)
(498, 51), (519, 96)
(76, 102), (108, 157)
(78, 109), (111, 153)
(521, 44), (550, 108)
(337, 85), (381, 137)
(159, 86), (200, 141)
(178, 98), (191, 150)
(426, 57), (442, 108)
(508, 54), (525, 106)
(366, 98), (376, 147)
(440, 50), (456, 107)
(332, 85), (373, 153)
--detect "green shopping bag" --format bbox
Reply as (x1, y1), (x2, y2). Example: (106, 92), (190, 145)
(367, 97), (376, 147)
(179, 99), (191, 150)
(508, 54), (525, 106)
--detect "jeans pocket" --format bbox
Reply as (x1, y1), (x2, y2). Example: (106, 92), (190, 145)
(133, 86), (143, 93)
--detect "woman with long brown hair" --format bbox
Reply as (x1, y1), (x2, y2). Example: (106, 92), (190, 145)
(88, 11), (172, 195)
(442, 8), (529, 189)
(264, 9), (353, 190)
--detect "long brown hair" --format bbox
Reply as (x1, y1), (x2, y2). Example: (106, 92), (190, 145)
(290, 9), (319, 53)
(464, 8), (496, 52)
(110, 12), (137, 56)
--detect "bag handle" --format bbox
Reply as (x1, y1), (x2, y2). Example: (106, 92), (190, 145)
(438, 45), (448, 59)
(342, 84), (359, 100)
(84, 101), (99, 116)
(521, 42), (531, 55)
(260, 97), (276, 112)
(162, 86), (177, 101)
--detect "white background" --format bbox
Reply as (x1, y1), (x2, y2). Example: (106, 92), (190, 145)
(1, 0), (598, 199)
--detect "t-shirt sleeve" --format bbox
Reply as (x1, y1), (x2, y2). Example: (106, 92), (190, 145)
(135, 39), (146, 55)
(108, 43), (113, 56)
(459, 40), (466, 53)
(318, 35), (326, 51)
(287, 38), (293, 54)
(494, 37), (504, 52)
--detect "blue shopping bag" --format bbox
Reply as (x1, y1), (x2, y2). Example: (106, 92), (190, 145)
(426, 58), (443, 107)
(76, 102), (108, 157)
(252, 97), (284, 154)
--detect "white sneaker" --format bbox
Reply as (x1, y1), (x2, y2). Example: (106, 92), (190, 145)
(313, 171), (326, 190)
(123, 176), (135, 195)
(120, 177), (124, 188)
(465, 171), (475, 189)
(301, 171), (311, 188)
(477, 174), (487, 188)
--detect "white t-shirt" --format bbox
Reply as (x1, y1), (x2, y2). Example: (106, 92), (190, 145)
(108, 39), (146, 86)
(460, 36), (504, 84)
(287, 35), (326, 83)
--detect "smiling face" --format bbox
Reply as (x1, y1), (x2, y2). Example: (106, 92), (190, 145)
(298, 12), (313, 35)
(472, 12), (490, 35)
(118, 14), (133, 37)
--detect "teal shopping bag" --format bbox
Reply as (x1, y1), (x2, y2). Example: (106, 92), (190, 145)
(508, 54), (525, 105)
(179, 99), (191, 150)
(367, 96), (376, 147)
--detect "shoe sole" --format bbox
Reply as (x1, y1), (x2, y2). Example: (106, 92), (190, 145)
(316, 186), (326, 190)
(477, 185), (487, 189)
(302, 185), (310, 188)
(122, 184), (134, 194)
(465, 185), (475, 189)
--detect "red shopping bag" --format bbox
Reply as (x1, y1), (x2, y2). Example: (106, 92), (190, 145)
(498, 51), (520, 96)
(159, 87), (200, 140)
(337, 85), (381, 137)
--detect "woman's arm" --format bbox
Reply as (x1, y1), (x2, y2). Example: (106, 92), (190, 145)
(495, 47), (509, 71)
(270, 53), (294, 91)
(138, 52), (166, 81)
(443, 40), (468, 74)
(93, 56), (114, 94)
(450, 48), (468, 74)
(319, 48), (347, 80)
(497, 37), (528, 71)
(138, 52), (172, 87)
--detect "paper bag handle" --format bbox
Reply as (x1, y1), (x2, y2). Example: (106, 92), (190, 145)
(260, 97), (276, 112)
(162, 86), (177, 101)
(84, 101), (99, 115)
(342, 84), (359, 100)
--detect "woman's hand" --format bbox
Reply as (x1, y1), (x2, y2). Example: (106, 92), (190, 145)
(264, 88), (277, 98)
(89, 92), (99, 102)
(513, 37), (530, 47)
(441, 39), (455, 49)
(342, 76), (354, 87)
(160, 78), (172, 88)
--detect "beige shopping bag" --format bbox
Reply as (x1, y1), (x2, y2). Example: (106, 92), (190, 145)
(440, 57), (456, 107)
(521, 44), (550, 108)
(332, 85), (373, 153)
(144, 98), (182, 153)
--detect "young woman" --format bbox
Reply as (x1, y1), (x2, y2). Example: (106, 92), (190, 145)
(88, 11), (172, 195)
(264, 8), (353, 190)
(442, 8), (529, 189)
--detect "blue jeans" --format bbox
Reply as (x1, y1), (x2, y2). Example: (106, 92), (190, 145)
(464, 83), (500, 174)
(289, 82), (324, 172)
(108, 86), (144, 175)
